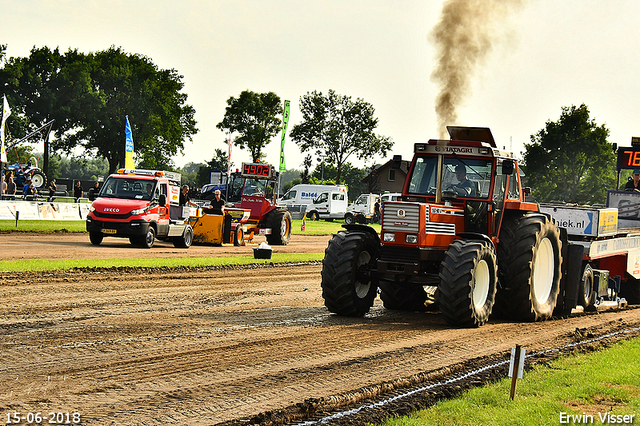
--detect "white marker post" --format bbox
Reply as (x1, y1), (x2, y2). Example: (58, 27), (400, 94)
(508, 344), (526, 400)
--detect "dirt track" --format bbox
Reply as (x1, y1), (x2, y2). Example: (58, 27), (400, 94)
(1, 234), (640, 425)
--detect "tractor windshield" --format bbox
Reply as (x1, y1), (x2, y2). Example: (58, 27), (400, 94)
(100, 177), (157, 200)
(408, 156), (493, 199)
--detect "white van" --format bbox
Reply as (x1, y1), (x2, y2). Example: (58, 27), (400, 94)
(307, 190), (348, 220)
(278, 184), (347, 207)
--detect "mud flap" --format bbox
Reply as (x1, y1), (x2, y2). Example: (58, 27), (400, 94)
(555, 242), (583, 315)
(223, 213), (233, 244)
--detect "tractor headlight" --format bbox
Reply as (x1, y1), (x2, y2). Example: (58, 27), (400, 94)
(383, 232), (395, 242)
(405, 234), (418, 244)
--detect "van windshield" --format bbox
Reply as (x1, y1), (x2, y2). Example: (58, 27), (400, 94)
(100, 177), (157, 200)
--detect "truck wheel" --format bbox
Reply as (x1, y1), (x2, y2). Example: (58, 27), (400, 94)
(173, 226), (193, 248)
(233, 227), (245, 246)
(579, 263), (597, 309)
(138, 227), (156, 248)
(265, 209), (292, 245)
(495, 213), (562, 321)
(31, 170), (47, 189)
(378, 278), (429, 311)
(89, 232), (103, 246)
(437, 239), (497, 327)
(344, 214), (355, 225)
(620, 276), (640, 304)
(322, 230), (379, 316)
(309, 211), (319, 221)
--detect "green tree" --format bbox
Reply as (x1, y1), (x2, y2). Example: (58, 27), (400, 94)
(290, 89), (393, 182)
(0, 46), (197, 174)
(216, 90), (283, 162)
(522, 104), (615, 204)
(196, 148), (230, 187)
(311, 162), (368, 199)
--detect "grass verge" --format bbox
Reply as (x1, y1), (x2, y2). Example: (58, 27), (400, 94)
(0, 252), (325, 272)
(382, 336), (640, 426)
(0, 219), (381, 235)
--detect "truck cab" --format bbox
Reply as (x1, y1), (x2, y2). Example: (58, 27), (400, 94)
(307, 189), (348, 221)
(85, 169), (193, 248)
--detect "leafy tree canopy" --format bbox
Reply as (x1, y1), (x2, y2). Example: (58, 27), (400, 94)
(290, 89), (393, 182)
(216, 90), (283, 162)
(522, 104), (615, 204)
(0, 45), (197, 173)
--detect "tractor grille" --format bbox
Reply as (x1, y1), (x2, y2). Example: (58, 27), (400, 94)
(382, 203), (420, 232)
(380, 245), (420, 263)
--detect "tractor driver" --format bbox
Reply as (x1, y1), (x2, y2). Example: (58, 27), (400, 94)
(451, 165), (477, 197)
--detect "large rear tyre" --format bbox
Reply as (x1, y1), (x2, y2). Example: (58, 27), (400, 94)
(495, 213), (562, 321)
(89, 232), (103, 246)
(321, 230), (379, 316)
(31, 170), (47, 189)
(437, 239), (498, 327)
(378, 278), (429, 311)
(265, 209), (292, 245)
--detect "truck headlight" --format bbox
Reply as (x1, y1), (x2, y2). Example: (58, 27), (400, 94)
(130, 207), (147, 215)
(383, 232), (395, 242)
(405, 234), (418, 244)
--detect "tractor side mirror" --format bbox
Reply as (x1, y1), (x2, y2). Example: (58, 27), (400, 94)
(158, 194), (167, 207)
(502, 159), (514, 175)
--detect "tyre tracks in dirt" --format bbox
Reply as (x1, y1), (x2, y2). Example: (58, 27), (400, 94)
(1, 264), (640, 425)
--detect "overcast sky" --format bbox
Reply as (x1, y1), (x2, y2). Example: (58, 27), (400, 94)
(2, 0), (640, 172)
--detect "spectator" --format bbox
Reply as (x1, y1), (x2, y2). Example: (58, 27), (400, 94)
(74, 181), (83, 202)
(88, 181), (100, 199)
(48, 179), (57, 201)
(6, 174), (16, 197)
(23, 179), (35, 200)
(1, 174), (6, 198)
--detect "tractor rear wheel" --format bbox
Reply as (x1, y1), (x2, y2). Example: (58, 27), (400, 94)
(378, 278), (429, 311)
(437, 239), (497, 327)
(31, 170), (47, 189)
(495, 213), (562, 321)
(321, 230), (379, 316)
(265, 209), (292, 245)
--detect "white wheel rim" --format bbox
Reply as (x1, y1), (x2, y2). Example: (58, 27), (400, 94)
(354, 250), (372, 298)
(533, 237), (554, 304)
(473, 259), (490, 309)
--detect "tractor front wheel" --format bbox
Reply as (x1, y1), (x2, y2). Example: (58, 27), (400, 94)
(437, 239), (497, 327)
(321, 230), (379, 316)
(265, 209), (292, 245)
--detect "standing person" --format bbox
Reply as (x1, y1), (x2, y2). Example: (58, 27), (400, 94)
(179, 185), (198, 208)
(625, 170), (640, 192)
(74, 181), (83, 202)
(1, 173), (6, 199)
(6, 174), (16, 197)
(48, 179), (57, 201)
(88, 181), (100, 199)
(208, 189), (225, 215)
(374, 198), (381, 224)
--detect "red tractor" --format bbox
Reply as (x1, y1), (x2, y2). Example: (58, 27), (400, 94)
(226, 162), (293, 245)
(321, 127), (565, 327)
